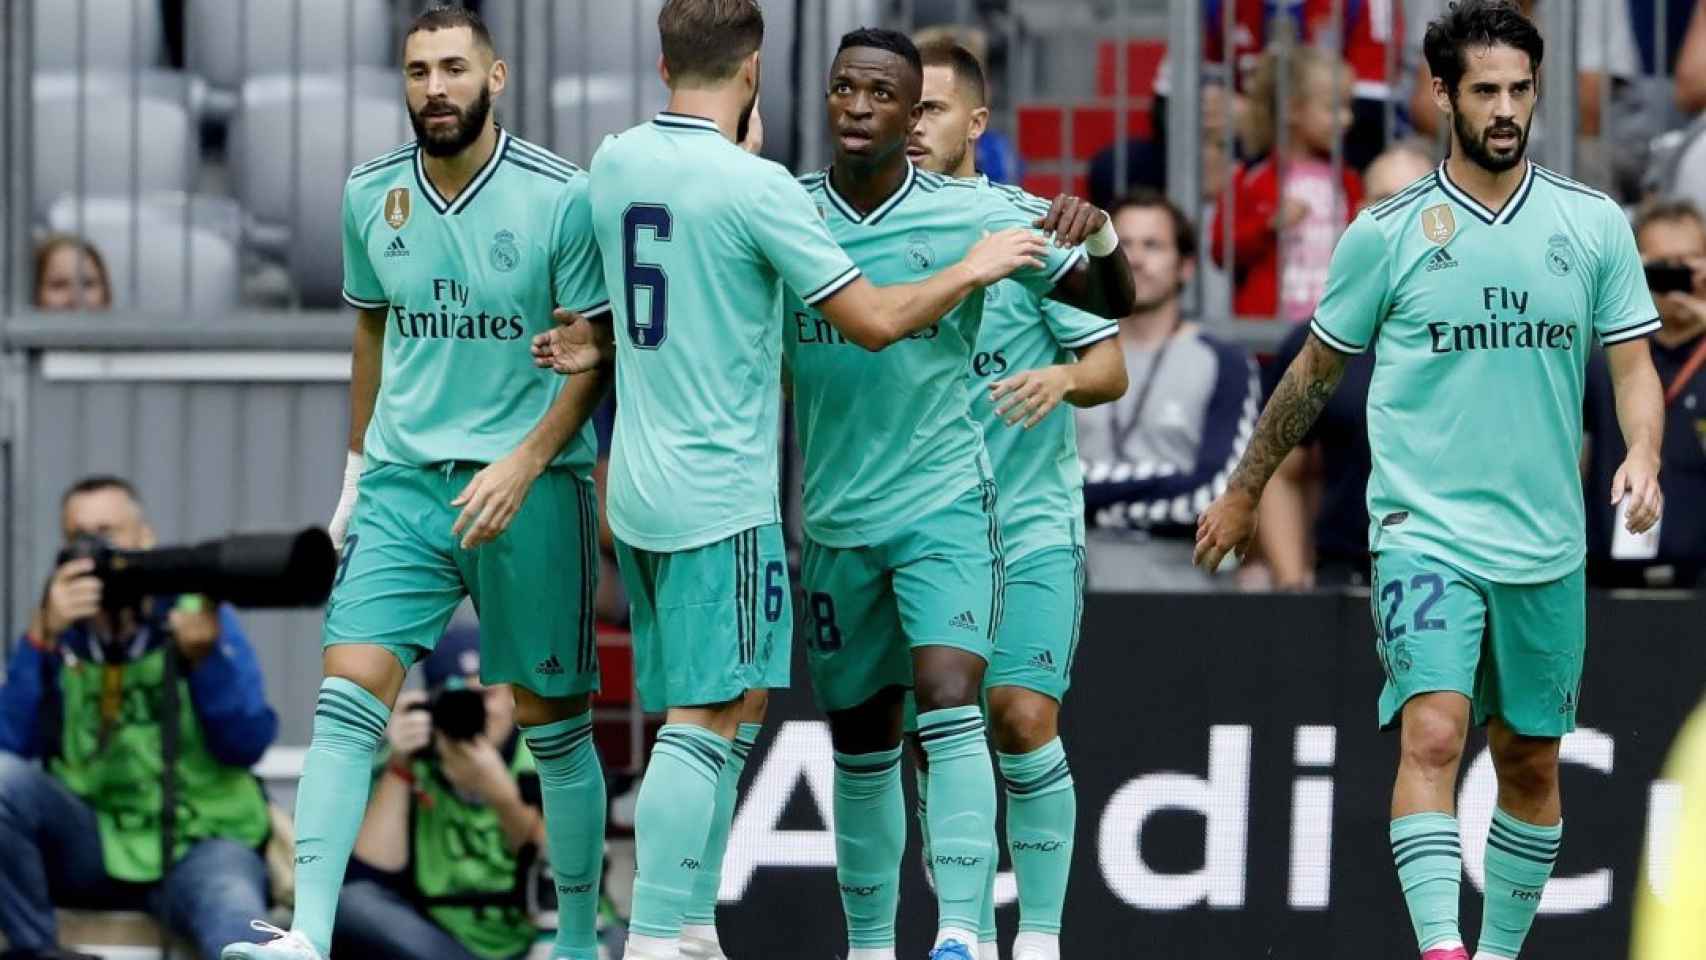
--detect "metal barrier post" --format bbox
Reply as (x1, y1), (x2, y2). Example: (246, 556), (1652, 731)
(1540, 0), (1578, 178)
(1166, 0), (1201, 318)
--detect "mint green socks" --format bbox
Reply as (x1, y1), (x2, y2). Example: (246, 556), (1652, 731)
(290, 678), (391, 954)
(917, 706), (997, 936)
(1477, 809), (1560, 959)
(1391, 812), (1464, 953)
(833, 745), (905, 950)
(630, 724), (731, 940)
(1000, 739), (1075, 936)
(684, 722), (761, 931)
(522, 712), (607, 960)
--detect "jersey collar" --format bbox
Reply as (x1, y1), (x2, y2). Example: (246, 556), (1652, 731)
(1436, 159), (1534, 226)
(653, 111), (722, 133)
(414, 126), (510, 216)
(822, 160), (916, 226)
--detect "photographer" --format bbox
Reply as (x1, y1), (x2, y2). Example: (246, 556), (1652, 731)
(334, 627), (552, 960)
(0, 476), (276, 960)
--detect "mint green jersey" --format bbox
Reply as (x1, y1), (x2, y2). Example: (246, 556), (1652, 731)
(590, 113), (862, 552)
(1311, 161), (1658, 582)
(341, 130), (608, 474)
(785, 165), (1085, 548)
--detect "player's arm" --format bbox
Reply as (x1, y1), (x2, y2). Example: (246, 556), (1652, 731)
(1604, 339), (1664, 534)
(1033, 195), (1136, 319)
(1257, 448), (1317, 590)
(989, 335), (1127, 429)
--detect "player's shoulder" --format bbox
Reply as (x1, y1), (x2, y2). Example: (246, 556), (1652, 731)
(965, 175), (1051, 217)
(1529, 163), (1617, 209)
(345, 140), (418, 194)
(498, 132), (586, 194)
(1358, 167), (1444, 238)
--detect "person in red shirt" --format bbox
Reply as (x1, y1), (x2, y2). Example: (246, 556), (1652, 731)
(1211, 44), (1364, 321)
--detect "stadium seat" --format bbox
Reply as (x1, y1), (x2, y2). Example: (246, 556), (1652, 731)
(230, 70), (410, 306)
(28, 0), (164, 72)
(185, 0), (393, 93)
(31, 71), (196, 219)
(549, 72), (667, 166)
(484, 0), (663, 143)
(1660, 116), (1706, 220)
(45, 192), (243, 315)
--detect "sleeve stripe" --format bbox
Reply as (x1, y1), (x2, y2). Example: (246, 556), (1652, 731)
(343, 291), (388, 309)
(1599, 316), (1661, 344)
(1308, 317), (1365, 355)
(803, 266), (862, 305)
(1057, 323), (1120, 349)
(574, 301), (612, 319)
(1049, 247), (1088, 284)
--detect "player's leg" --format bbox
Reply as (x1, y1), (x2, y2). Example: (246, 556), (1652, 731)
(1472, 567), (1583, 960)
(984, 547), (1085, 960)
(805, 537), (913, 960)
(229, 464), (464, 960)
(895, 482), (1004, 959)
(464, 467), (606, 960)
(682, 687), (769, 960)
(905, 701), (998, 960)
(1373, 550), (1487, 960)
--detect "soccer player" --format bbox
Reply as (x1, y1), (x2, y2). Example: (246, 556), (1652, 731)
(224, 9), (613, 960)
(786, 29), (1135, 960)
(548, 4), (1047, 959)
(1195, 4), (1665, 960)
(904, 41), (1129, 960)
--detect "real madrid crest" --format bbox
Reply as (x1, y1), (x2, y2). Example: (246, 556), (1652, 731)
(490, 230), (520, 272)
(1545, 233), (1574, 277)
(1420, 203), (1455, 245)
(384, 187), (411, 230)
(905, 232), (935, 272)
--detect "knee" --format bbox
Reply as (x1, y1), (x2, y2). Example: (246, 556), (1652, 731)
(1401, 704), (1467, 772)
(1493, 739), (1560, 799)
(914, 671), (982, 713)
(741, 688), (770, 726)
(987, 689), (1058, 754)
(512, 689), (590, 727)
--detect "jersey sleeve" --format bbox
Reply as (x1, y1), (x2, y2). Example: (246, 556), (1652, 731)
(980, 189), (1086, 298)
(1308, 212), (1391, 354)
(746, 164), (862, 306)
(1041, 296), (1118, 351)
(1592, 204), (1661, 346)
(551, 176), (611, 319)
(341, 180), (386, 309)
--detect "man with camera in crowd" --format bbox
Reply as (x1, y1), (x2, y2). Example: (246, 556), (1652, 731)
(335, 625), (567, 960)
(0, 476), (277, 960)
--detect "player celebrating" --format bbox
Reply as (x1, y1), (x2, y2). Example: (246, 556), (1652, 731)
(545, 4), (1047, 959)
(786, 29), (1134, 960)
(903, 41), (1128, 960)
(1196, 4), (1664, 960)
(225, 8), (613, 960)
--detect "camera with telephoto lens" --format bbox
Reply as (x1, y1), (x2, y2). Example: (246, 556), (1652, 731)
(407, 685), (488, 758)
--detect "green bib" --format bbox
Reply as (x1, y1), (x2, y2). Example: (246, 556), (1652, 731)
(50, 646), (270, 883)
(411, 742), (539, 960)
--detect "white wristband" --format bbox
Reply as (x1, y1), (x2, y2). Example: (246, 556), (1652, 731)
(1085, 217), (1120, 258)
(328, 451), (363, 549)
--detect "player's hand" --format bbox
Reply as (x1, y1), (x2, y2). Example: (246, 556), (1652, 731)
(1033, 194), (1108, 248)
(531, 308), (613, 375)
(963, 228), (1048, 286)
(1610, 449), (1663, 534)
(387, 690), (432, 757)
(1193, 488), (1258, 573)
(990, 365), (1074, 429)
(168, 596), (220, 666)
(739, 92), (764, 155)
(41, 557), (102, 637)
(451, 450), (544, 549)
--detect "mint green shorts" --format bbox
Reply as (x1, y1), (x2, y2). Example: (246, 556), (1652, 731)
(324, 461), (600, 698)
(615, 524), (792, 712)
(984, 546), (1086, 702)
(802, 481), (1004, 713)
(1371, 549), (1586, 736)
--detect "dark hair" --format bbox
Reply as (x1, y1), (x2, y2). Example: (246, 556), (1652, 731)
(1633, 198), (1706, 244)
(658, 0), (765, 85)
(33, 234), (111, 309)
(405, 4), (496, 57)
(1108, 189), (1197, 261)
(836, 27), (924, 85)
(62, 475), (140, 511)
(917, 40), (987, 108)
(1423, 0), (1543, 99)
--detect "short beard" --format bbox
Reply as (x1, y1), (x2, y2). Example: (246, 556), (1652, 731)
(935, 141), (967, 175)
(1451, 104), (1528, 174)
(411, 84), (492, 158)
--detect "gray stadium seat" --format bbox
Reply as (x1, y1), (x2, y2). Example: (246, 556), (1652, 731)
(231, 70), (411, 306)
(29, 0), (163, 72)
(44, 193), (243, 315)
(484, 0), (664, 143)
(549, 72), (667, 166)
(31, 71), (196, 219)
(185, 0), (393, 92)
(1661, 117), (1706, 222)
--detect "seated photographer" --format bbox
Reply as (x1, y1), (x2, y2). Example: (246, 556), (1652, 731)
(334, 626), (551, 960)
(0, 475), (276, 960)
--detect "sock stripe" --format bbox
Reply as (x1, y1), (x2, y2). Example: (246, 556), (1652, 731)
(528, 728), (594, 761)
(657, 732), (727, 776)
(1391, 838), (1462, 859)
(834, 753), (902, 774)
(1394, 845), (1465, 871)
(1485, 834), (1557, 866)
(1006, 759), (1072, 795)
(1488, 821), (1560, 857)
(319, 687), (388, 730)
(527, 723), (594, 748)
(917, 717), (984, 743)
(1392, 831), (1461, 854)
(313, 702), (386, 743)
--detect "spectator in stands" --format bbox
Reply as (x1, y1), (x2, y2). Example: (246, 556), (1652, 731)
(0, 475), (275, 960)
(1212, 45), (1363, 322)
(1255, 141), (1434, 590)
(335, 626), (559, 960)
(1680, 0), (1706, 114)
(32, 236), (110, 311)
(1078, 191), (1261, 591)
(912, 24), (1019, 182)
(1584, 199), (1706, 588)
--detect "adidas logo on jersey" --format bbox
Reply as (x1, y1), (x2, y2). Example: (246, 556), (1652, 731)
(949, 610), (978, 631)
(535, 655), (565, 676)
(1425, 247), (1457, 272)
(1028, 650), (1057, 673)
(384, 236), (409, 259)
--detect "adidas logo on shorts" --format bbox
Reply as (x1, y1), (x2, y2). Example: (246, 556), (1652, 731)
(949, 610), (978, 631)
(1028, 650), (1057, 673)
(535, 654), (565, 676)
(1425, 247), (1457, 272)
